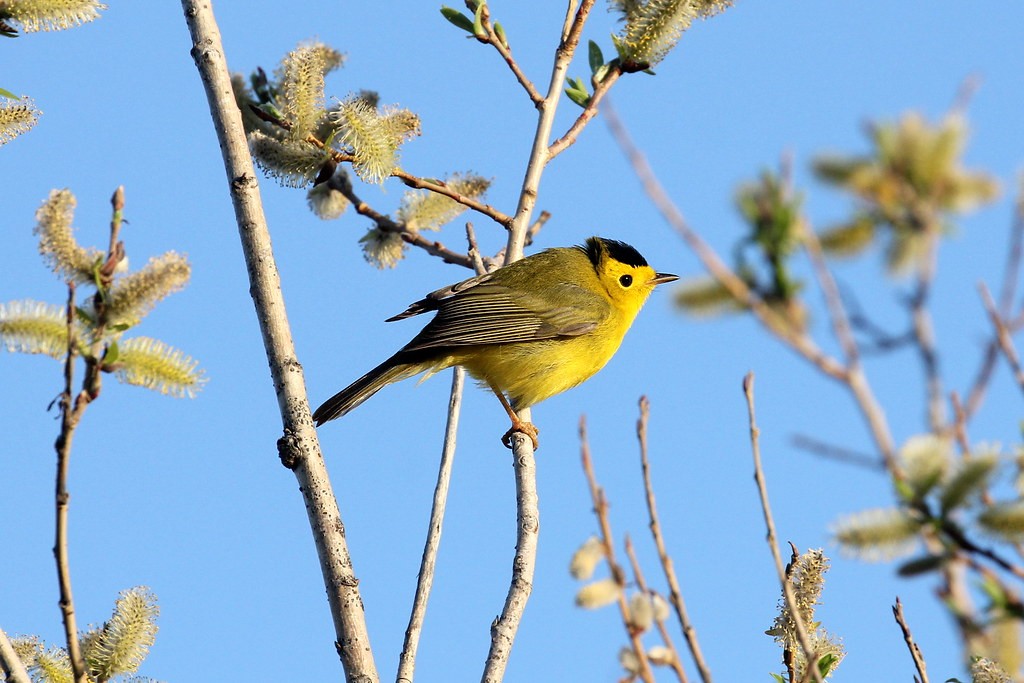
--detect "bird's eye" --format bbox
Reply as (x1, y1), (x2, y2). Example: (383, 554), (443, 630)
(619, 274), (633, 288)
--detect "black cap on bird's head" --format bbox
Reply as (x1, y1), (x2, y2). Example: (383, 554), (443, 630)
(579, 236), (678, 286)
(580, 237), (649, 268)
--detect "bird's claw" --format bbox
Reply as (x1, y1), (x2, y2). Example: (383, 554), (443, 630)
(502, 420), (540, 450)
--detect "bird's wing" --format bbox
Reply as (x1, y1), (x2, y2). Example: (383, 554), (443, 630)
(386, 271), (495, 321)
(398, 281), (610, 352)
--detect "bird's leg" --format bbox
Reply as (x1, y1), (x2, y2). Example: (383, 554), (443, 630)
(488, 383), (539, 450)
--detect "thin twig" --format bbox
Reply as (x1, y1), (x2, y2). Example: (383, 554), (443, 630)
(393, 169), (513, 229)
(948, 392), (971, 456)
(580, 417), (655, 683)
(502, 0), (595, 263)
(548, 68), (622, 161)
(743, 373), (822, 683)
(483, 4), (598, 675)
(181, 4), (378, 679)
(939, 519), (1024, 579)
(909, 236), (946, 431)
(54, 290), (88, 683)
(892, 597), (930, 683)
(962, 187), (1024, 420)
(54, 292), (88, 683)
(306, 137), (514, 229)
(477, 4), (543, 105)
(790, 434), (885, 471)
(525, 210), (550, 246)
(333, 170), (479, 270)
(979, 282), (1024, 395)
(602, 101), (849, 382)
(481, 426), (540, 683)
(801, 223), (859, 366)
(53, 189), (126, 683)
(636, 397), (712, 682)
(802, 227), (900, 475)
(623, 536), (688, 683)
(0, 628), (30, 683)
(465, 223), (491, 275)
(397, 368), (465, 683)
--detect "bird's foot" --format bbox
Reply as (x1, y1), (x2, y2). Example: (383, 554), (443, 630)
(502, 420), (540, 450)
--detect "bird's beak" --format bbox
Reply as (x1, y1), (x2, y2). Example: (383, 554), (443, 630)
(651, 272), (679, 286)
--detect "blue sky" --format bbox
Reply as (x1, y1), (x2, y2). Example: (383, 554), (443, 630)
(3, 2), (1024, 681)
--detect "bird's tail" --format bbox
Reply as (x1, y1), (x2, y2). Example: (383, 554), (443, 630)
(313, 358), (421, 426)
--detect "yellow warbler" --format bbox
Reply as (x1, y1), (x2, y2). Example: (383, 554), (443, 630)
(314, 237), (677, 447)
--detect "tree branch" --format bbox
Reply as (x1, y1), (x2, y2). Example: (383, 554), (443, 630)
(398, 368), (465, 683)
(636, 397), (712, 682)
(475, 3), (543, 105)
(548, 68), (622, 161)
(603, 102), (849, 382)
(908, 237), (946, 431)
(181, 2), (378, 679)
(623, 536), (688, 683)
(54, 283), (88, 683)
(743, 374), (822, 683)
(802, 226), (900, 475)
(892, 597), (929, 683)
(0, 628), (30, 683)
(979, 282), (1024, 395)
(579, 417), (655, 683)
(481, 428), (540, 683)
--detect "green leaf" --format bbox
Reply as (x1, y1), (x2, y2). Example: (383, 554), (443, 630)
(610, 33), (628, 60)
(770, 674), (786, 683)
(75, 306), (95, 325)
(894, 478), (915, 504)
(588, 40), (604, 75)
(564, 77), (590, 108)
(440, 6), (475, 34)
(0, 87), (18, 99)
(493, 22), (508, 48)
(472, 1), (487, 39)
(897, 553), (950, 577)
(978, 573), (1008, 610)
(104, 340), (120, 365)
(593, 64), (610, 84)
(818, 652), (840, 676)
(939, 454), (999, 514)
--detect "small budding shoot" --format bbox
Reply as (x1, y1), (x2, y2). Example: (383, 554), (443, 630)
(977, 501), (1024, 543)
(1, 188), (205, 399)
(106, 252), (191, 327)
(397, 173), (491, 232)
(575, 577), (622, 609)
(627, 591), (655, 632)
(10, 587), (159, 681)
(611, 0), (734, 71)
(0, 0), (106, 34)
(646, 645), (674, 666)
(84, 587), (159, 680)
(767, 549), (845, 679)
(832, 508), (922, 561)
(814, 111), (999, 275)
(34, 188), (103, 284)
(0, 94), (40, 144)
(0, 300), (70, 359)
(971, 657), (1013, 683)
(569, 535), (607, 580)
(234, 39), (421, 195)
(899, 433), (952, 499)
(360, 227), (407, 269)
(332, 96), (419, 184)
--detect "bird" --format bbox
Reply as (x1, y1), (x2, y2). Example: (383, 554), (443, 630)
(313, 236), (678, 448)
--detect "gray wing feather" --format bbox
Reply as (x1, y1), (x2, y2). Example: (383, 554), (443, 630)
(399, 281), (608, 352)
